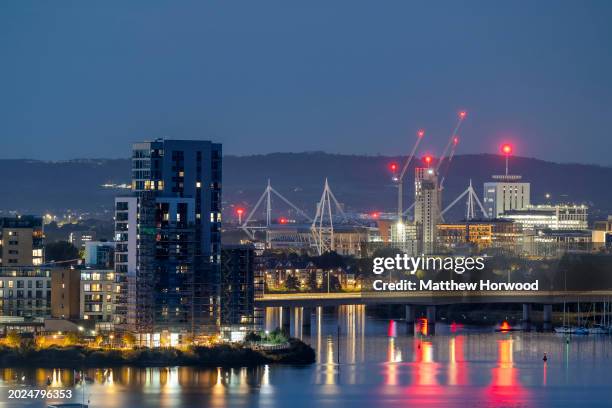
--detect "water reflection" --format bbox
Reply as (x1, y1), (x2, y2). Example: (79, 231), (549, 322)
(3, 312), (612, 407)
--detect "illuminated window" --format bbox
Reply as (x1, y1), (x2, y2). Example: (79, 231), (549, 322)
(196, 181), (201, 188)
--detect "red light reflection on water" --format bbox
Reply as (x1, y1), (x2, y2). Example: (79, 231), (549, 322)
(387, 320), (397, 338)
(450, 321), (464, 333)
(483, 338), (531, 406)
(448, 336), (468, 386)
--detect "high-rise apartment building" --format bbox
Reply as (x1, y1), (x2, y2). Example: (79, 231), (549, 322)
(0, 216), (44, 266)
(483, 175), (530, 218)
(220, 245), (256, 338)
(115, 139), (222, 341)
(414, 167), (440, 253)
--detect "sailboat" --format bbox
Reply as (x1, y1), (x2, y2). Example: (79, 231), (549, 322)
(554, 299), (588, 335)
(588, 302), (608, 334)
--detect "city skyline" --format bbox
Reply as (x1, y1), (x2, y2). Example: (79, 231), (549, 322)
(2, 1), (612, 165)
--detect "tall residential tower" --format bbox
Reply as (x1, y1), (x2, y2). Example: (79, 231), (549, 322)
(114, 139), (222, 343)
(414, 167), (440, 253)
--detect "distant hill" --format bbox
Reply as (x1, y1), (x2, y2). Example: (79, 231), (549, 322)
(1, 154), (611, 222)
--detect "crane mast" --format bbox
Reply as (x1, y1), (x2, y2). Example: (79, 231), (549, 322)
(395, 129), (425, 221)
(436, 111), (466, 175)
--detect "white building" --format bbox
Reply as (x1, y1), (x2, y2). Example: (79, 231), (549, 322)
(501, 204), (588, 230)
(483, 175), (531, 218)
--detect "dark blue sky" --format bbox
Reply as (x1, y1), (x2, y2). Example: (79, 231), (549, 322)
(1, 1), (611, 164)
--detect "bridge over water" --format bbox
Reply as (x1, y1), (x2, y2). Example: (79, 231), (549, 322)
(256, 290), (612, 308)
(256, 290), (612, 332)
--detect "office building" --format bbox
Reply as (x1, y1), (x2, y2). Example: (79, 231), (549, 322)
(501, 204), (588, 231)
(115, 139), (222, 341)
(437, 220), (522, 248)
(0, 216), (44, 266)
(414, 167), (440, 253)
(483, 175), (530, 218)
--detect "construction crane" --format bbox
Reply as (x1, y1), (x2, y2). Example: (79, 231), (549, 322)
(436, 111), (466, 180)
(439, 135), (459, 190)
(392, 129), (425, 221)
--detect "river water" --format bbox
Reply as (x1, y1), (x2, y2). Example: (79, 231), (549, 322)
(3, 305), (612, 407)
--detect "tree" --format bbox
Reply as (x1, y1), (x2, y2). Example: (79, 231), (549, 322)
(35, 335), (47, 349)
(63, 332), (80, 346)
(244, 331), (262, 343)
(94, 334), (104, 347)
(312, 251), (346, 269)
(285, 275), (300, 291)
(45, 241), (79, 263)
(306, 271), (319, 292)
(323, 273), (341, 292)
(122, 333), (136, 348)
(5, 330), (21, 348)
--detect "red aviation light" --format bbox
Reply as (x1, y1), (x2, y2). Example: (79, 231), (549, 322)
(417, 129), (425, 138)
(459, 110), (467, 119)
(453, 136), (459, 145)
(236, 208), (244, 216)
(501, 144), (512, 155)
(371, 212), (380, 219)
(279, 217), (288, 224)
(389, 162), (398, 172)
(424, 155), (433, 166)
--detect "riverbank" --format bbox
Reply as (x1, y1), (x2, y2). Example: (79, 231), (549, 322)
(0, 339), (315, 368)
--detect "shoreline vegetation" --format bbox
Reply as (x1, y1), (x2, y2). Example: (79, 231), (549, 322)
(0, 335), (316, 368)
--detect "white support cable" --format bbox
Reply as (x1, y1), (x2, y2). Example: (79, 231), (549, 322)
(311, 178), (353, 255)
(269, 186), (313, 222)
(241, 179), (312, 241)
(441, 180), (488, 219)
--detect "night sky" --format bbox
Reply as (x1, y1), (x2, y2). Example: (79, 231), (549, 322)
(1, 1), (611, 165)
